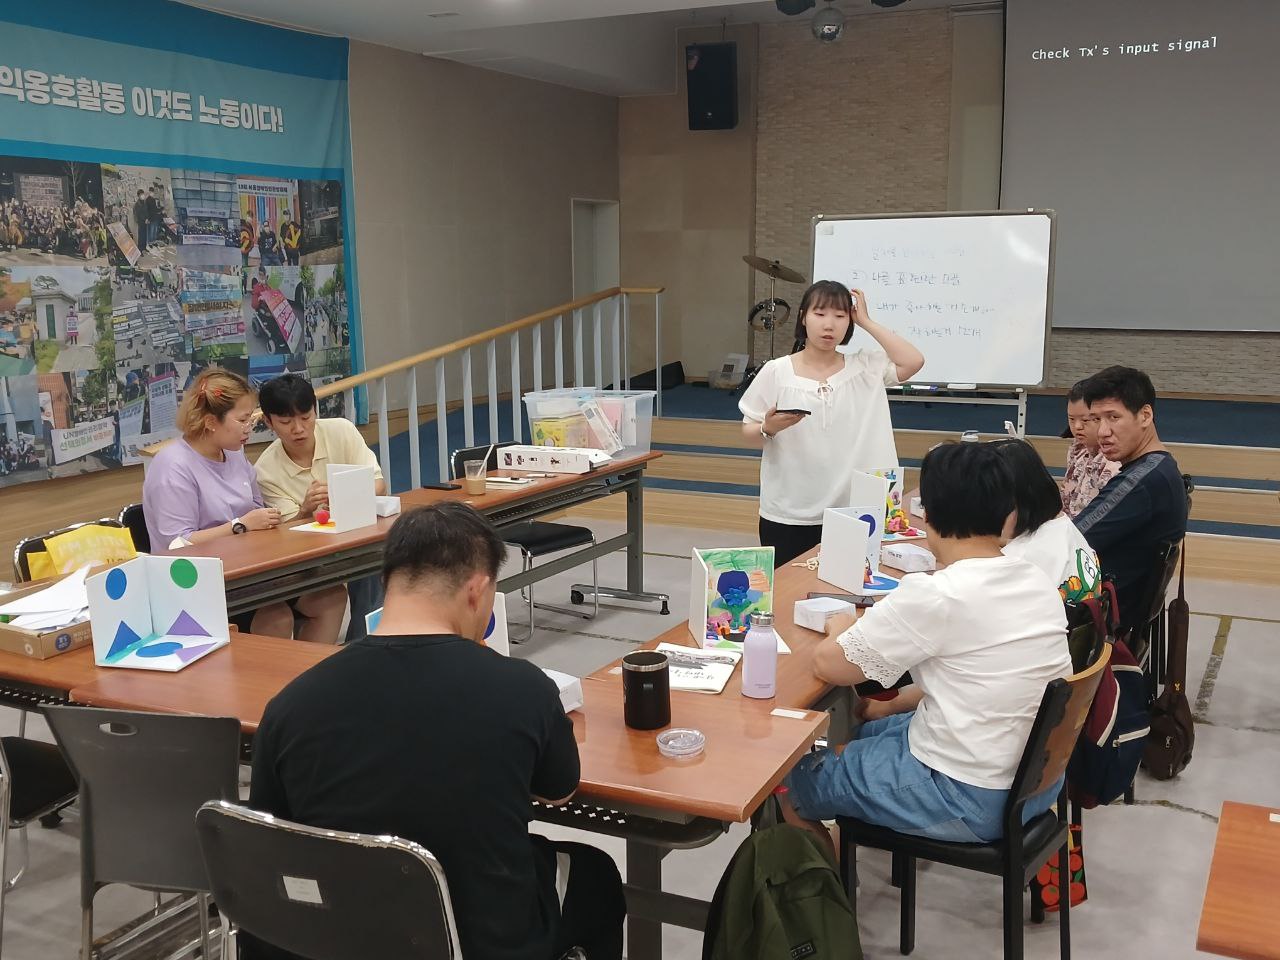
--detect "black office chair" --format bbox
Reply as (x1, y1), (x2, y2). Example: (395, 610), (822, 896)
(837, 643), (1111, 960)
(450, 443), (599, 642)
(196, 800), (463, 960)
(12, 518), (126, 582)
(42, 706), (240, 960)
(0, 737), (79, 955)
(118, 503), (150, 553)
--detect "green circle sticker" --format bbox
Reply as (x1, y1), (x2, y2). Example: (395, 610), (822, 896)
(170, 559), (199, 589)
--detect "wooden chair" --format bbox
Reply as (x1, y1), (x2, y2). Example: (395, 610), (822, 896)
(837, 643), (1112, 960)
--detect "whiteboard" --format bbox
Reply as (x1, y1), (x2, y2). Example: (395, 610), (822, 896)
(811, 211), (1054, 387)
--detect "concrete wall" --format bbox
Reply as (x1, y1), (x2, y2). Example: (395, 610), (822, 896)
(348, 41), (619, 402)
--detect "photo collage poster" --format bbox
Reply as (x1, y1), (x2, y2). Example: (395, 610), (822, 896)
(0, 0), (359, 490)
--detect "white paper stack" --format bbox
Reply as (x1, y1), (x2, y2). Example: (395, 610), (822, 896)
(0, 566), (91, 631)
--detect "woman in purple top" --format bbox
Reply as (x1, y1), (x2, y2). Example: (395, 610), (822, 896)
(142, 368), (347, 643)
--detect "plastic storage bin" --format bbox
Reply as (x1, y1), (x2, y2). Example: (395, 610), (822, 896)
(522, 388), (656, 461)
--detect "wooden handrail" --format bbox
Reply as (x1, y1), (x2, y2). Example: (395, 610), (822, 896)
(139, 286), (664, 459)
(313, 286), (663, 399)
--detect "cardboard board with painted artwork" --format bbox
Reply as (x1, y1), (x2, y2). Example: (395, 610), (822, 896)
(85, 556), (230, 671)
(688, 547), (776, 648)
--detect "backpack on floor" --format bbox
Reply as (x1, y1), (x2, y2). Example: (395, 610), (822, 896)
(702, 815), (862, 960)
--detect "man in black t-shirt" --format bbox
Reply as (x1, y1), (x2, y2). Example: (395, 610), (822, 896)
(249, 503), (624, 960)
(1075, 366), (1188, 629)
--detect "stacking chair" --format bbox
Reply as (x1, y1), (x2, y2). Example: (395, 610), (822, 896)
(196, 800), (463, 960)
(837, 642), (1112, 960)
(0, 737), (78, 954)
(42, 706), (240, 960)
(450, 442), (599, 642)
(118, 503), (151, 553)
(12, 518), (125, 582)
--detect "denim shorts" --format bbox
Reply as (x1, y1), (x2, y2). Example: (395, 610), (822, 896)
(785, 712), (1062, 843)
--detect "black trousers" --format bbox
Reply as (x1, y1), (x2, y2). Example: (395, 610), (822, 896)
(759, 516), (823, 565)
(532, 835), (626, 960)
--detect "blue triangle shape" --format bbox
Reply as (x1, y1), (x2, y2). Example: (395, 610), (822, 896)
(166, 610), (211, 638)
(106, 621), (143, 659)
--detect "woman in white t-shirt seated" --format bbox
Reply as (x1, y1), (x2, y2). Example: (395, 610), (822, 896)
(783, 442), (1071, 843)
(739, 281), (924, 564)
(994, 438), (1102, 604)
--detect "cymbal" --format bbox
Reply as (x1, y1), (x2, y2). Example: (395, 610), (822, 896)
(742, 255), (806, 285)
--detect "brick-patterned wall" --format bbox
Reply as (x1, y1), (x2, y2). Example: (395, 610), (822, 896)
(1049, 329), (1280, 397)
(752, 10), (953, 361)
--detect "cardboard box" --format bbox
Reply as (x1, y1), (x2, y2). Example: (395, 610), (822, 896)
(530, 415), (593, 449)
(882, 542), (936, 573)
(0, 580), (93, 659)
(542, 668), (584, 713)
(793, 596), (856, 632)
(498, 445), (611, 475)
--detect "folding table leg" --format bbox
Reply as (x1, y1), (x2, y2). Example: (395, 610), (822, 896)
(626, 840), (664, 960)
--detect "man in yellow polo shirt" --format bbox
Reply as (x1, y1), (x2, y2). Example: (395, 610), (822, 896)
(255, 374), (386, 521)
(256, 374), (387, 641)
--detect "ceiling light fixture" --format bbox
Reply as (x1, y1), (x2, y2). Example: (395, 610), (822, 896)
(812, 1), (845, 42)
(775, 0), (816, 14)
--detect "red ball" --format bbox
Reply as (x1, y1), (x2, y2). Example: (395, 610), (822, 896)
(315, 508), (330, 525)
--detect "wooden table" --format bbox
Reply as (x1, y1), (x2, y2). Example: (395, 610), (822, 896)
(68, 633), (338, 733)
(151, 452), (668, 616)
(1197, 800), (1280, 959)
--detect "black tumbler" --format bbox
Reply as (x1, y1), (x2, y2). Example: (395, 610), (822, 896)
(622, 651), (671, 730)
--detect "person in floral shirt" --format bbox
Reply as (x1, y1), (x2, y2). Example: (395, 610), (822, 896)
(1061, 378), (1119, 517)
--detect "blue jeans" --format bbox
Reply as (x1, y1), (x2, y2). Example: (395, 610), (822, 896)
(785, 712), (1063, 843)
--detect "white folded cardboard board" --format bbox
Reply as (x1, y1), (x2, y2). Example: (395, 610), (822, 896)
(326, 463), (378, 532)
(86, 556), (229, 671)
(818, 510), (871, 594)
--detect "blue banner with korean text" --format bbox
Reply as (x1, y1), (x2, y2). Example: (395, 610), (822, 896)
(0, 0), (361, 488)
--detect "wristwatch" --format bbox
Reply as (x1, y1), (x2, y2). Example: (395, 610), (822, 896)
(760, 424), (774, 440)
(231, 517), (248, 535)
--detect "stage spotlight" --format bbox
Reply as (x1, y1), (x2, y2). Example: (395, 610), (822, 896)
(775, 0), (816, 14)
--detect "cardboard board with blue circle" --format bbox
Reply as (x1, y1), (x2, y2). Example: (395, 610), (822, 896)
(819, 469), (902, 595)
(86, 557), (230, 671)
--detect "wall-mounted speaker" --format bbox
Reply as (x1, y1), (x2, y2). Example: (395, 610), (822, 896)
(686, 42), (737, 131)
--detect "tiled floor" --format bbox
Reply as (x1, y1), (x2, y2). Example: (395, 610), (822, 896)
(1, 517), (1277, 959)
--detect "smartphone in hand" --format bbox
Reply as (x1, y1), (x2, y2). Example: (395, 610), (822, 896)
(776, 408), (812, 417)
(807, 591), (877, 608)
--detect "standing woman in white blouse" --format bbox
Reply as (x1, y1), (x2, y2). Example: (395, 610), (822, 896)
(739, 281), (925, 563)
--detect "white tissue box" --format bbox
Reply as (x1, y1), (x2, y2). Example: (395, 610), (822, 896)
(374, 496), (401, 518)
(541, 668), (584, 713)
(793, 596), (856, 632)
(882, 542), (936, 573)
